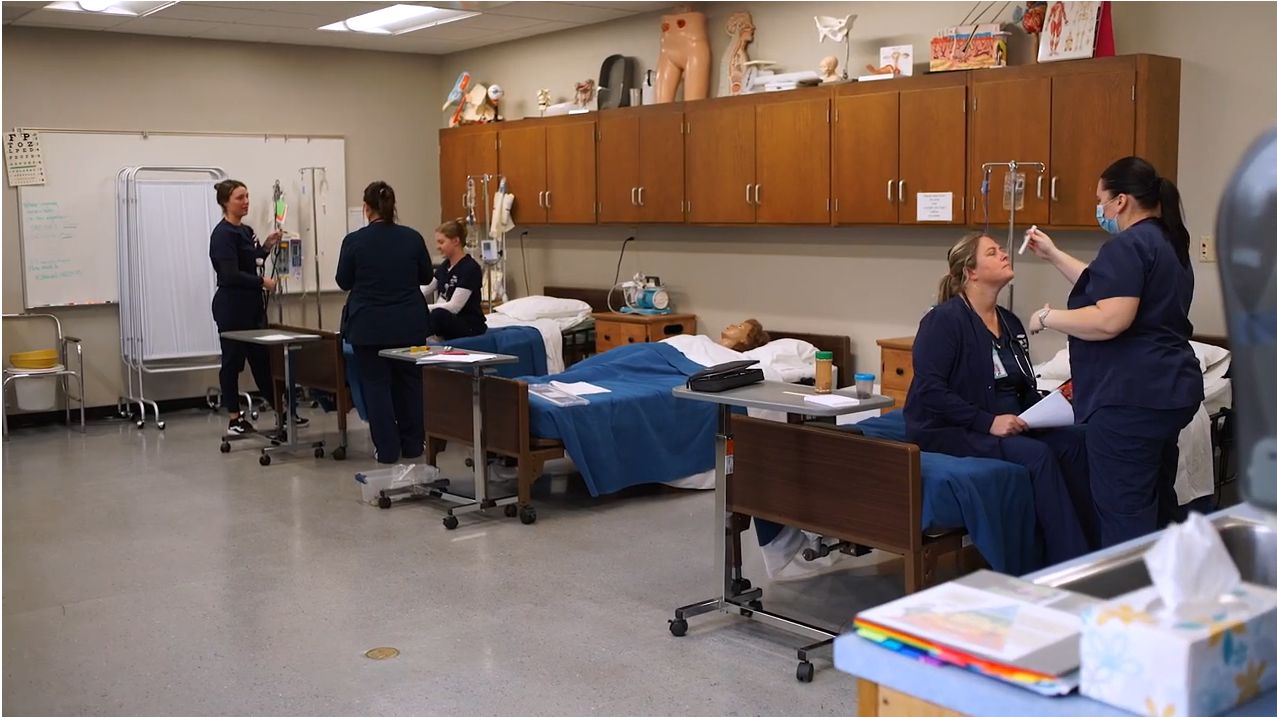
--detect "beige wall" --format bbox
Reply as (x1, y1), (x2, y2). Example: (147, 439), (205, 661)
(2, 28), (440, 408)
(438, 1), (1277, 371)
(5, 2), (1275, 408)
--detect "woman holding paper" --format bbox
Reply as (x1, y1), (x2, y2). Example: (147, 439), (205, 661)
(1023, 157), (1202, 547)
(336, 181), (433, 464)
(906, 233), (1096, 565)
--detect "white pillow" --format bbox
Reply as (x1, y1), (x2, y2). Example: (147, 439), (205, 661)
(1034, 347), (1072, 381)
(494, 295), (592, 323)
(1191, 340), (1231, 384)
(742, 338), (819, 382)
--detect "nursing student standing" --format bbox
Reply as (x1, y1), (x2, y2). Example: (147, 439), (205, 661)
(1025, 157), (1204, 547)
(336, 182), (433, 464)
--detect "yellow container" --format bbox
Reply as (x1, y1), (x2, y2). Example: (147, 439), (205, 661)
(9, 348), (59, 370)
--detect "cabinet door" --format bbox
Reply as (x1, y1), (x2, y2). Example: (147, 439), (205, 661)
(598, 114), (641, 223)
(637, 111), (685, 223)
(439, 132), (468, 223)
(832, 92), (899, 224)
(898, 86), (967, 225)
(969, 78), (1051, 227)
(498, 125), (547, 224)
(755, 97), (830, 224)
(545, 120), (597, 224)
(1050, 69), (1136, 226)
(685, 104), (755, 224)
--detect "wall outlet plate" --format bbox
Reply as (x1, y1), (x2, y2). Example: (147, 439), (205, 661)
(1200, 234), (1217, 263)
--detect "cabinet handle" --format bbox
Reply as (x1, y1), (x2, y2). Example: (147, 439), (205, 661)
(1036, 175), (1045, 200)
(545, 190), (552, 208)
(898, 179), (906, 203)
(754, 184), (761, 205)
(1050, 177), (1059, 202)
(631, 187), (637, 206)
(537, 191), (545, 208)
(896, 367), (905, 376)
(638, 186), (645, 206)
(887, 180), (894, 202)
(603, 334), (611, 341)
(745, 184), (753, 206)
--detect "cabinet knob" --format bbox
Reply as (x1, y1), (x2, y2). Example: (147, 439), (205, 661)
(603, 335), (611, 341)
(627, 337), (635, 343)
(896, 367), (905, 376)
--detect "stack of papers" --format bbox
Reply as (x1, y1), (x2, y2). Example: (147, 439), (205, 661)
(528, 383), (589, 407)
(1019, 389), (1074, 429)
(549, 381), (610, 396)
(804, 393), (860, 408)
(414, 352), (496, 364)
(256, 332), (319, 342)
(853, 571), (1100, 696)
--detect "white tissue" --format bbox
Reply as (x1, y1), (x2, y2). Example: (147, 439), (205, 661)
(1142, 512), (1241, 615)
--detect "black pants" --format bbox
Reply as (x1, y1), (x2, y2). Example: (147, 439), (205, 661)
(1087, 405), (1197, 548)
(218, 335), (274, 414)
(353, 345), (424, 464)
(430, 308), (485, 341)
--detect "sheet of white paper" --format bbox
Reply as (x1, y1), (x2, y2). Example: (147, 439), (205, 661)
(1019, 389), (1075, 429)
(916, 192), (954, 222)
(549, 380), (611, 396)
(414, 352), (496, 364)
(804, 394), (860, 408)
(254, 333), (318, 342)
(348, 207), (367, 233)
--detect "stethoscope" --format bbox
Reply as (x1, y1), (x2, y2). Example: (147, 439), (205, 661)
(961, 295), (1036, 387)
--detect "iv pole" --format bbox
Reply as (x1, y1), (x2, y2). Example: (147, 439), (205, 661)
(981, 160), (1046, 312)
(299, 167), (326, 330)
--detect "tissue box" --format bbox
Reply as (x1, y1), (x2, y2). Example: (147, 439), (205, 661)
(1081, 583), (1277, 716)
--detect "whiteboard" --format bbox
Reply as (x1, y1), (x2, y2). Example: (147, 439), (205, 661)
(18, 131), (346, 308)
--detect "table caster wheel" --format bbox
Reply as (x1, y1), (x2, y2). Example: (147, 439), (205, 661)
(730, 578), (752, 595)
(796, 661), (814, 683)
(464, 458), (474, 468)
(259, 454), (271, 466)
(519, 505), (537, 525)
(332, 446), (347, 461)
(504, 504), (518, 518)
(748, 599), (763, 610)
(220, 441), (230, 454)
(136, 420), (145, 429)
(157, 421), (166, 430)
(250, 410), (259, 420)
(669, 619), (688, 637)
(314, 447), (325, 459)
(378, 495), (392, 510)
(443, 515), (459, 530)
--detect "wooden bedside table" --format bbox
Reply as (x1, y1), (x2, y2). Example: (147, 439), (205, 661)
(593, 312), (697, 353)
(877, 336), (915, 414)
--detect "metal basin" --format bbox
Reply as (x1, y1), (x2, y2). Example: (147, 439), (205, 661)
(1031, 516), (1277, 599)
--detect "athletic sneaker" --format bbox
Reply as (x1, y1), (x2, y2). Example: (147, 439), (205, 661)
(226, 417), (257, 436)
(290, 413), (309, 427)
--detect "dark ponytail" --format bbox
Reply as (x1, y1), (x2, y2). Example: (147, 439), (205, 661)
(363, 181), (397, 224)
(1100, 157), (1190, 266)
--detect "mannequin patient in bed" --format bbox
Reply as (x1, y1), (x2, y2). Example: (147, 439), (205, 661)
(719, 319), (769, 352)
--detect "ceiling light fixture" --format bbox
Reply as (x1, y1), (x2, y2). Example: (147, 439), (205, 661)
(319, 4), (479, 35)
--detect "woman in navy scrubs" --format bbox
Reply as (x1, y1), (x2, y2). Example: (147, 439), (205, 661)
(209, 179), (296, 435)
(906, 233), (1095, 566)
(421, 219), (487, 340)
(336, 181), (433, 464)
(1025, 157), (1203, 547)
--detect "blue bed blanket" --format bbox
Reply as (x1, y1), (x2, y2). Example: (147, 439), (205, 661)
(343, 326), (547, 420)
(522, 343), (716, 497)
(849, 412), (1040, 575)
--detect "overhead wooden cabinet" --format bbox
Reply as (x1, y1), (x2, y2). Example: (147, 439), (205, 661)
(969, 54), (1180, 229)
(833, 76), (967, 226)
(497, 117), (596, 225)
(598, 106), (685, 223)
(684, 102), (756, 224)
(437, 125), (497, 223)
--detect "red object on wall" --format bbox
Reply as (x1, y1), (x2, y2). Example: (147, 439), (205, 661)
(1094, 1), (1116, 57)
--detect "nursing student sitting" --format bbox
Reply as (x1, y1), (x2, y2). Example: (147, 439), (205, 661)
(421, 219), (487, 340)
(905, 233), (1096, 565)
(336, 181), (433, 464)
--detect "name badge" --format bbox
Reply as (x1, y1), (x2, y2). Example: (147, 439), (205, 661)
(992, 347), (1009, 380)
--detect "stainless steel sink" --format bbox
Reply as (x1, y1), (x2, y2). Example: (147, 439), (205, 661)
(1031, 516), (1277, 599)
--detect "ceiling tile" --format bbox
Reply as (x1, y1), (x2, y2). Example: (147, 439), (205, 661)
(244, 10), (343, 29)
(107, 17), (214, 36)
(12, 8), (133, 29)
(147, 3), (254, 22)
(191, 22), (285, 42)
(197, 1), (371, 14)
(3, 6), (37, 23)
(451, 13), (550, 32)
(484, 2), (631, 23)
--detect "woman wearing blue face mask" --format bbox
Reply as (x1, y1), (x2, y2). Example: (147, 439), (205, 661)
(1023, 157), (1203, 548)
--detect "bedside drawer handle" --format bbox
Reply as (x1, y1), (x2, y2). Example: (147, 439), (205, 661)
(895, 367), (906, 376)
(627, 337), (635, 343)
(603, 335), (611, 341)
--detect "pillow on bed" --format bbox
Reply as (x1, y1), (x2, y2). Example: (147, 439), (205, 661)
(742, 339), (819, 383)
(494, 296), (592, 323)
(1034, 341), (1231, 383)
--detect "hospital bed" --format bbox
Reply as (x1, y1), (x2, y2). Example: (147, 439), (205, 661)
(483, 286), (609, 372)
(422, 330), (854, 524)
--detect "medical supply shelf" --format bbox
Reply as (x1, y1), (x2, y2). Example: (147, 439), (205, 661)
(669, 382), (893, 682)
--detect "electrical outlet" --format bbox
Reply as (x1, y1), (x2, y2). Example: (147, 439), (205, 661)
(1200, 234), (1217, 263)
